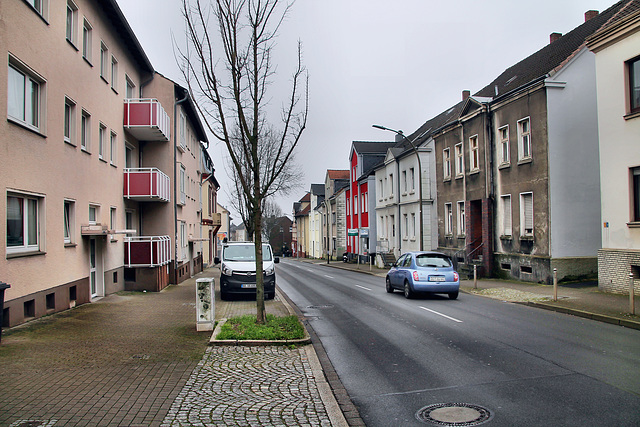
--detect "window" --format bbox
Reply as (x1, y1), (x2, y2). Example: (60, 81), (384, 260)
(125, 144), (133, 169)
(66, 1), (78, 46)
(64, 97), (75, 145)
(100, 42), (108, 81)
(520, 192), (533, 236)
(81, 110), (90, 151)
(8, 59), (43, 131)
(389, 173), (394, 196)
(379, 179), (384, 199)
(125, 75), (135, 98)
(518, 118), (531, 161)
(403, 214), (408, 238)
(402, 170), (407, 193)
(64, 200), (75, 244)
(498, 125), (510, 165)
(110, 131), (117, 164)
(411, 213), (416, 238)
(89, 205), (98, 225)
(7, 193), (42, 254)
(632, 167), (640, 222)
(98, 123), (106, 159)
(469, 135), (479, 171)
(111, 56), (118, 91)
(110, 207), (116, 231)
(629, 57), (640, 114)
(27, 0), (47, 16)
(457, 201), (465, 235)
(409, 167), (415, 191)
(455, 143), (464, 177)
(180, 165), (186, 205)
(82, 19), (92, 62)
(444, 203), (453, 235)
(390, 215), (395, 238)
(179, 111), (186, 150)
(501, 195), (512, 236)
(354, 195), (358, 215)
(125, 210), (134, 236)
(443, 148), (451, 179)
(180, 221), (187, 259)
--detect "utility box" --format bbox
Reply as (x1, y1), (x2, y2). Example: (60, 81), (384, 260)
(196, 278), (215, 331)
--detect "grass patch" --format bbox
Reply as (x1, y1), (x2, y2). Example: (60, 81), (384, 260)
(216, 314), (305, 340)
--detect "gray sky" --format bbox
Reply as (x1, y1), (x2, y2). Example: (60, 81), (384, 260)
(118, 0), (616, 223)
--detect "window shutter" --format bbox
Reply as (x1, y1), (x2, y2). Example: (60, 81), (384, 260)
(503, 196), (512, 235)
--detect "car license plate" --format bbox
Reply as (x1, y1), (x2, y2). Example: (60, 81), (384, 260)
(241, 283), (256, 288)
(429, 276), (445, 282)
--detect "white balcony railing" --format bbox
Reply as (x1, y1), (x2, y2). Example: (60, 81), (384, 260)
(124, 235), (171, 267)
(123, 98), (170, 142)
(124, 168), (170, 202)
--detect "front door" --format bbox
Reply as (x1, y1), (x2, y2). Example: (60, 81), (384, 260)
(89, 238), (103, 298)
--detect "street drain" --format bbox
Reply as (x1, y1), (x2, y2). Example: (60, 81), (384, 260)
(307, 304), (334, 309)
(416, 403), (492, 426)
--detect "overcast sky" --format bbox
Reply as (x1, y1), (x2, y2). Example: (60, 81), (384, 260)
(118, 0), (617, 223)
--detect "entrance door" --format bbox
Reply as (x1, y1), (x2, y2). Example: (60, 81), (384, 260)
(90, 238), (97, 297)
(89, 238), (103, 298)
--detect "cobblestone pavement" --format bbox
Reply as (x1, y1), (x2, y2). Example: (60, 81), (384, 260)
(0, 268), (348, 427)
(161, 346), (331, 426)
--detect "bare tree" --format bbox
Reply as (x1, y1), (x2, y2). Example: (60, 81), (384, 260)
(179, 0), (308, 323)
(262, 199), (283, 241)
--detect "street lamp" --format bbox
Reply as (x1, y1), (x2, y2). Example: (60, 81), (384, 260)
(372, 124), (424, 251)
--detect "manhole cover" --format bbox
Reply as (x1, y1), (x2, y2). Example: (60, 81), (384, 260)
(307, 304), (334, 309)
(416, 403), (492, 426)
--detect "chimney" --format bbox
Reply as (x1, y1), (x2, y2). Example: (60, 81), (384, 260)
(550, 32), (562, 44)
(585, 10), (599, 22)
(462, 90), (470, 101)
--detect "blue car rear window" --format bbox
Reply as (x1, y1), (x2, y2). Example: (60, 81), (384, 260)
(415, 254), (451, 268)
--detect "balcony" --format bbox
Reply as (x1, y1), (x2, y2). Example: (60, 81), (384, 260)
(124, 168), (170, 202)
(123, 98), (170, 141)
(124, 235), (171, 267)
(202, 213), (222, 227)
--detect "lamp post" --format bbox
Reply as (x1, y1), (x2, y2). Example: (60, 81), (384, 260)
(373, 124), (424, 251)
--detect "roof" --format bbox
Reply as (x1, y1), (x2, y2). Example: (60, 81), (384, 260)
(327, 170), (350, 180)
(310, 184), (325, 196)
(100, 0), (154, 73)
(298, 193), (310, 203)
(475, 0), (632, 99)
(597, 0), (640, 30)
(406, 99), (467, 143)
(296, 204), (311, 216)
(352, 141), (397, 154)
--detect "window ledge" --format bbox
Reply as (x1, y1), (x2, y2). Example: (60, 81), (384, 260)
(520, 235), (534, 241)
(83, 57), (93, 67)
(65, 139), (76, 147)
(624, 111), (640, 121)
(7, 117), (46, 138)
(500, 234), (512, 240)
(100, 75), (109, 85)
(7, 250), (46, 259)
(111, 88), (118, 95)
(469, 169), (480, 175)
(445, 233), (454, 238)
(443, 177), (451, 182)
(81, 147), (91, 155)
(627, 222), (640, 228)
(455, 174), (464, 180)
(110, 162), (117, 168)
(457, 234), (466, 239)
(517, 158), (533, 165)
(66, 39), (79, 51)
(64, 243), (77, 248)
(99, 157), (107, 163)
(498, 162), (511, 170)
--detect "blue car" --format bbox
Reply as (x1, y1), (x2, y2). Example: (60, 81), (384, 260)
(386, 251), (460, 299)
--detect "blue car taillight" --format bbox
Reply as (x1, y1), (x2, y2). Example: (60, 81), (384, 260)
(413, 271), (420, 281)
(454, 271), (459, 282)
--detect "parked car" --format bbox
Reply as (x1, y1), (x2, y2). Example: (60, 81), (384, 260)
(386, 251), (459, 299)
(215, 242), (279, 300)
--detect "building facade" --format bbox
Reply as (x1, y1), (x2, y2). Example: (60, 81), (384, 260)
(587, 2), (640, 293)
(1, 0), (215, 327)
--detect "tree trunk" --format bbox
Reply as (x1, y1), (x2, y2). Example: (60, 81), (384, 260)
(253, 203), (266, 324)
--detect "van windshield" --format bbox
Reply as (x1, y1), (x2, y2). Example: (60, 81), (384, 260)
(223, 244), (273, 262)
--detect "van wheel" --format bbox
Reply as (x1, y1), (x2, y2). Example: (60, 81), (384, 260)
(220, 291), (228, 301)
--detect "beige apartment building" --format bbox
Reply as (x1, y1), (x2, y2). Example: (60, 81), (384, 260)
(1, 0), (217, 327)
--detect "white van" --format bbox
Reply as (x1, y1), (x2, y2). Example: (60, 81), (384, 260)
(215, 241), (279, 300)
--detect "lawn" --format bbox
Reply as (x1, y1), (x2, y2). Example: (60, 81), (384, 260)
(216, 314), (305, 340)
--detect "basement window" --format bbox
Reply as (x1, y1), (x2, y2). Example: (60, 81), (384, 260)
(520, 266), (533, 274)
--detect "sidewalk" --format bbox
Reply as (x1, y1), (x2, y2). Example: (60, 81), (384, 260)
(0, 268), (350, 427)
(296, 257), (640, 330)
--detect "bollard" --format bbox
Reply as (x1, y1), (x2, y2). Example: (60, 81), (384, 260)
(196, 278), (215, 331)
(473, 264), (477, 289)
(553, 268), (558, 302)
(630, 273), (635, 316)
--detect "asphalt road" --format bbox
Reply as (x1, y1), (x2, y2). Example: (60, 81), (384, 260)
(277, 259), (640, 427)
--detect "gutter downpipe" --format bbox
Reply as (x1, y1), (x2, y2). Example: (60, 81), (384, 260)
(174, 88), (189, 282)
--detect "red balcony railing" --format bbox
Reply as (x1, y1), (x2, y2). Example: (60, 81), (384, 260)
(124, 168), (170, 202)
(123, 98), (170, 141)
(124, 235), (171, 267)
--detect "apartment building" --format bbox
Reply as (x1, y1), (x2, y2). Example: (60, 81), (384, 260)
(1, 0), (215, 326)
